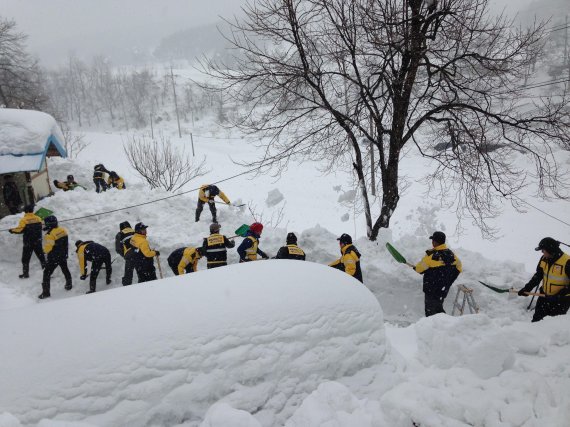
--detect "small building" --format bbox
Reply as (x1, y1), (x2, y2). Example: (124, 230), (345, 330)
(0, 109), (67, 218)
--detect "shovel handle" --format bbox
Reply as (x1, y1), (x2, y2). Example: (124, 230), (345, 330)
(509, 289), (545, 297)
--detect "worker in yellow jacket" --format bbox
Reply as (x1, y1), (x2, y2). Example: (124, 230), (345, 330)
(517, 237), (570, 322)
(39, 215), (72, 299)
(195, 184), (230, 223)
(130, 222), (159, 282)
(167, 246), (204, 275)
(329, 233), (363, 283)
(75, 240), (112, 294)
(413, 231), (462, 317)
(107, 171), (126, 189)
(9, 204), (46, 278)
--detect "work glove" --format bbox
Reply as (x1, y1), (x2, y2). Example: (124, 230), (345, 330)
(518, 288), (528, 297)
(80, 274), (87, 281)
(155, 251), (160, 257)
(8, 230), (14, 234)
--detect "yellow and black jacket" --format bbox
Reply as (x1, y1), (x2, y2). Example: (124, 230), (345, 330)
(329, 244), (362, 282)
(130, 233), (157, 260)
(237, 231), (268, 261)
(414, 244), (462, 296)
(521, 251), (570, 297)
(76, 241), (110, 276)
(202, 233), (235, 266)
(275, 244), (306, 261)
(44, 227), (69, 261)
(115, 226), (135, 257)
(168, 247), (202, 275)
(107, 175), (125, 189)
(10, 212), (43, 245)
(198, 185), (230, 204)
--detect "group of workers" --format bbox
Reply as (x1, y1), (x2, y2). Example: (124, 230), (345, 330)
(53, 164), (126, 193)
(6, 180), (569, 323)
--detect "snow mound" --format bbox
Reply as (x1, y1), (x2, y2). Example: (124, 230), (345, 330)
(265, 188), (284, 207)
(0, 261), (386, 426)
(337, 189), (356, 203)
(0, 109), (64, 155)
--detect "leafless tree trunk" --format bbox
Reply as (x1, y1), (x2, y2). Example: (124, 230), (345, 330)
(203, 0), (570, 240)
(123, 133), (208, 192)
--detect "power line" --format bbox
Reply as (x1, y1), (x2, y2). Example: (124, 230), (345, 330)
(514, 196), (570, 229)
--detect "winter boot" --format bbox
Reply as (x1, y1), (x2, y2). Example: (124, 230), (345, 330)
(38, 282), (50, 299)
(86, 289), (96, 294)
(19, 264), (30, 279)
(64, 283), (72, 291)
(86, 282), (96, 294)
(106, 277), (112, 285)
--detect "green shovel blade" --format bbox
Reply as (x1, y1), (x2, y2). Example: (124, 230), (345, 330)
(386, 242), (408, 264)
(35, 207), (54, 220)
(235, 224), (250, 237)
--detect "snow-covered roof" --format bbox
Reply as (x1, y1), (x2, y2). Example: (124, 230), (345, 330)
(0, 108), (66, 174)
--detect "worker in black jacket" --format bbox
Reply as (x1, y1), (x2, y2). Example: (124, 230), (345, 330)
(114, 221), (138, 286)
(9, 205), (46, 278)
(518, 237), (570, 322)
(275, 233), (306, 260)
(93, 164), (109, 193)
(39, 215), (72, 299)
(76, 240), (112, 294)
(202, 223), (235, 269)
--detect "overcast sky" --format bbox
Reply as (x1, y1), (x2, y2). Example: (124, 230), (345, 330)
(0, 0), (558, 68)
(0, 0), (245, 66)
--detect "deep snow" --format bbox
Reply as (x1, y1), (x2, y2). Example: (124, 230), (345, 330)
(0, 116), (569, 426)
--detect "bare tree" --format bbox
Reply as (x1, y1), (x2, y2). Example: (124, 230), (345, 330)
(204, 0), (570, 240)
(61, 124), (90, 160)
(0, 18), (49, 110)
(124, 133), (208, 192)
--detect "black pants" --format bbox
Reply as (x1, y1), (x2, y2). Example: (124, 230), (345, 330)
(424, 294), (446, 317)
(42, 257), (72, 294)
(195, 200), (216, 222)
(532, 297), (570, 322)
(89, 253), (112, 291)
(94, 179), (107, 193)
(7, 204), (19, 214)
(122, 252), (138, 285)
(21, 241), (46, 275)
(207, 261), (227, 269)
(135, 258), (157, 283)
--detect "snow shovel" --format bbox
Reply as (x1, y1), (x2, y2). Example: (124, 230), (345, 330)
(212, 201), (246, 207)
(386, 242), (414, 267)
(156, 255), (163, 279)
(228, 224), (250, 239)
(35, 207), (54, 220)
(477, 281), (544, 297)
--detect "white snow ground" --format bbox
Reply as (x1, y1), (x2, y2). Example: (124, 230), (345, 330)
(0, 121), (569, 425)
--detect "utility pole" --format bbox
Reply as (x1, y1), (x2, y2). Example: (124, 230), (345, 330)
(170, 65), (182, 138)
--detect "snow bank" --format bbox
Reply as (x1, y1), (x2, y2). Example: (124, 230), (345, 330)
(265, 189), (284, 207)
(0, 109), (64, 155)
(0, 261), (386, 426)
